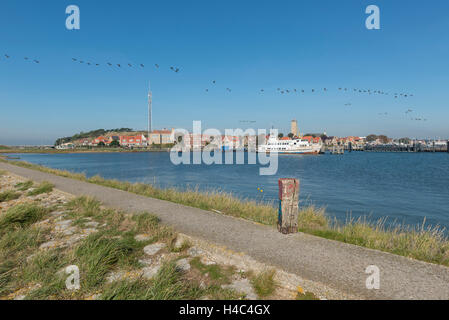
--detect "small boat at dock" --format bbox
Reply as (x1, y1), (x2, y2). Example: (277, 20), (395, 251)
(257, 135), (322, 154)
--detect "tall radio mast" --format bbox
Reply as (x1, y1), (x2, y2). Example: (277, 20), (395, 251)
(148, 81), (152, 139)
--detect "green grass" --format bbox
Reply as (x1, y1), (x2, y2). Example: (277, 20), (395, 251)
(0, 260), (16, 296)
(298, 211), (449, 267)
(101, 261), (202, 300)
(0, 224), (46, 296)
(296, 291), (319, 300)
(0, 204), (47, 233)
(74, 232), (138, 290)
(15, 181), (34, 191)
(190, 257), (234, 285)
(0, 204), (48, 296)
(27, 181), (54, 196)
(0, 195), (246, 300)
(3, 159), (449, 268)
(21, 249), (69, 299)
(250, 270), (277, 298)
(0, 190), (21, 203)
(67, 196), (101, 217)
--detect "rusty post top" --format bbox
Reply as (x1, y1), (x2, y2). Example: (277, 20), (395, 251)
(278, 178), (299, 200)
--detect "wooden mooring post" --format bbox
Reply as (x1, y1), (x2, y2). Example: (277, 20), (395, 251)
(278, 178), (300, 234)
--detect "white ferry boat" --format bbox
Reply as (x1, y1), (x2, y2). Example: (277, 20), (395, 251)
(257, 135), (322, 154)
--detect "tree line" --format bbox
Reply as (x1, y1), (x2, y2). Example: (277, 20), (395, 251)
(54, 128), (133, 146)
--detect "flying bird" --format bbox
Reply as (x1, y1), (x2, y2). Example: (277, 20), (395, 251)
(72, 58), (77, 61)
(155, 64), (159, 68)
(212, 81), (216, 84)
(5, 54), (10, 58)
(107, 63), (112, 66)
(140, 64), (144, 68)
(33, 60), (39, 64)
(128, 63), (132, 67)
(117, 64), (121, 67)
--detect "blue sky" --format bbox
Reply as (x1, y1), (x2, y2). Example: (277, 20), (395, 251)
(1, 0), (449, 145)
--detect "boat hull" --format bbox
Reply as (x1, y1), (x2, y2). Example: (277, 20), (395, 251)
(258, 150), (321, 155)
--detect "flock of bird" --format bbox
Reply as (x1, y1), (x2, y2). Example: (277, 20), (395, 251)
(2, 52), (414, 98)
(70, 57), (181, 74)
(2, 51), (427, 121)
(268, 87), (414, 99)
(405, 109), (427, 121)
(0, 53), (182, 73)
(2, 53), (40, 64)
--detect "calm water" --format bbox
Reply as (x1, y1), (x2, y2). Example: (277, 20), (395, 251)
(8, 152), (449, 230)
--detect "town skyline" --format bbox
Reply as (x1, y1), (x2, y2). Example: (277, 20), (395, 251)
(1, 0), (449, 145)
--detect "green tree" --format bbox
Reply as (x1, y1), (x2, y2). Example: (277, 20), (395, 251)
(288, 133), (294, 138)
(109, 140), (120, 147)
(98, 141), (106, 147)
(366, 134), (377, 142)
(278, 133), (284, 138)
(378, 135), (389, 144)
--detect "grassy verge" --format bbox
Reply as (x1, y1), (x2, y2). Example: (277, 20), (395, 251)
(250, 269), (277, 298)
(0, 190), (21, 203)
(27, 182), (54, 196)
(15, 181), (34, 191)
(2, 159), (449, 267)
(101, 261), (202, 300)
(0, 196), (250, 300)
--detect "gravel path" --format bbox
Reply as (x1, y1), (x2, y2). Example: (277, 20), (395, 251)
(1, 161), (448, 300)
